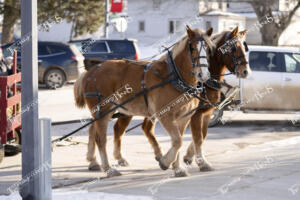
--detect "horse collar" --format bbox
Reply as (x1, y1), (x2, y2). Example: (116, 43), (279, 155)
(165, 50), (202, 94)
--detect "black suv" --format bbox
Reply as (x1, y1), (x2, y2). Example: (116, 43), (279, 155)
(69, 39), (140, 70)
(2, 41), (85, 89)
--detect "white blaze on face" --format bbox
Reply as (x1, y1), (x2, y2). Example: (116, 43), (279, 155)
(197, 42), (210, 82)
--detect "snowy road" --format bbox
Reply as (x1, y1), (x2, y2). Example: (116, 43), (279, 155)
(1, 118), (300, 199)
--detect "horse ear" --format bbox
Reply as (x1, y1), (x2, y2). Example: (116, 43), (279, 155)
(206, 27), (213, 37)
(186, 25), (194, 38)
(239, 30), (248, 38)
(230, 26), (239, 38)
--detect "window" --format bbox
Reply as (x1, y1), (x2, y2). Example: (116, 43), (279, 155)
(249, 51), (282, 72)
(218, 2), (223, 9)
(284, 53), (300, 73)
(89, 42), (108, 53)
(46, 44), (66, 54)
(169, 21), (174, 34)
(227, 3), (230, 8)
(107, 41), (135, 54)
(38, 44), (50, 56)
(206, 21), (212, 30)
(169, 20), (182, 34)
(153, 0), (161, 9)
(139, 21), (145, 32)
(175, 20), (182, 33)
(285, 0), (290, 9)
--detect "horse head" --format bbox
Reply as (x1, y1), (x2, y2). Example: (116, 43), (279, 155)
(212, 26), (251, 79)
(185, 25), (216, 83)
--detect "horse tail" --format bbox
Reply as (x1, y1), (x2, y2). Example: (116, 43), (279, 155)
(74, 72), (87, 108)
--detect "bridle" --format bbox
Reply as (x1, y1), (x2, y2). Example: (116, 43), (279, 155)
(188, 37), (209, 69)
(221, 32), (249, 75)
(162, 35), (213, 98)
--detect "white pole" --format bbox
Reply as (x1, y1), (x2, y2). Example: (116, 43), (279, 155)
(20, 0), (52, 199)
(105, 0), (109, 38)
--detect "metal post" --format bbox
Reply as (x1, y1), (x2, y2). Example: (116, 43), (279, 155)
(105, 0), (109, 38)
(38, 118), (52, 200)
(20, 0), (52, 199)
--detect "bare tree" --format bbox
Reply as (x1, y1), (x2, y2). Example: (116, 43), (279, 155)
(0, 0), (20, 45)
(250, 0), (300, 45)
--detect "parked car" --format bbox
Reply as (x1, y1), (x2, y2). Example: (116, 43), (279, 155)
(210, 45), (300, 126)
(1, 41), (85, 89)
(69, 38), (140, 70)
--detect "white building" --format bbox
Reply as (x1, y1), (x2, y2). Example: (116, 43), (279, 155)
(37, 0), (300, 48)
(109, 0), (245, 46)
(109, 0), (300, 47)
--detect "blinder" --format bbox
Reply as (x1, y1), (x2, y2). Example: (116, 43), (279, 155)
(188, 37), (209, 68)
(243, 41), (249, 52)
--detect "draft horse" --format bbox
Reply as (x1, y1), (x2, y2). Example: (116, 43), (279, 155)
(74, 26), (216, 177)
(109, 26), (251, 172)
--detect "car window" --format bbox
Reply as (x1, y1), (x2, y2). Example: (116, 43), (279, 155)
(283, 53), (300, 73)
(249, 51), (282, 72)
(89, 42), (108, 53)
(107, 41), (135, 53)
(38, 44), (50, 56)
(46, 44), (66, 54)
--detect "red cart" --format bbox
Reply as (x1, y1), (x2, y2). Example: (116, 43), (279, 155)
(0, 52), (21, 163)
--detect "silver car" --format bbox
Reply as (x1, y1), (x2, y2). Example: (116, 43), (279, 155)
(210, 45), (300, 126)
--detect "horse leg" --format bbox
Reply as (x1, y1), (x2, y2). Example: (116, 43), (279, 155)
(185, 110), (214, 171)
(141, 118), (163, 162)
(159, 119), (189, 177)
(94, 116), (121, 177)
(113, 116), (132, 166)
(183, 110), (203, 165)
(87, 123), (101, 171)
(184, 142), (195, 165)
(172, 152), (189, 177)
(197, 112), (214, 171)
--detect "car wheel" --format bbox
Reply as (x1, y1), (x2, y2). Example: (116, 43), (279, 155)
(0, 143), (4, 164)
(208, 108), (224, 127)
(4, 144), (21, 157)
(44, 69), (66, 89)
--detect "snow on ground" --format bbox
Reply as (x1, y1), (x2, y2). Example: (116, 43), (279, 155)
(0, 190), (153, 200)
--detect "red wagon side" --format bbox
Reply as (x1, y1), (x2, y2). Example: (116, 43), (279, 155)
(0, 52), (21, 163)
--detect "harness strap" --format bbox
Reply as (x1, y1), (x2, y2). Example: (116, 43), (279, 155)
(84, 91), (102, 118)
(141, 63), (152, 108)
(204, 78), (222, 91)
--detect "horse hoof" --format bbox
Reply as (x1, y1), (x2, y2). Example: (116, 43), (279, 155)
(183, 157), (193, 165)
(118, 159), (129, 167)
(200, 165), (214, 172)
(158, 158), (169, 170)
(155, 155), (162, 162)
(88, 163), (101, 171)
(106, 168), (122, 177)
(174, 169), (189, 177)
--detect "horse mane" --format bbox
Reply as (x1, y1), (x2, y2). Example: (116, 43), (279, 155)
(211, 31), (228, 47)
(171, 35), (189, 58)
(212, 30), (245, 47)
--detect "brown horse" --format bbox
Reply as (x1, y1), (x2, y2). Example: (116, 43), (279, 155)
(74, 26), (216, 177)
(108, 26), (251, 172)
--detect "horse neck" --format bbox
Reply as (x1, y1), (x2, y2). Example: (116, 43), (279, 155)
(172, 41), (197, 86)
(210, 57), (227, 82)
